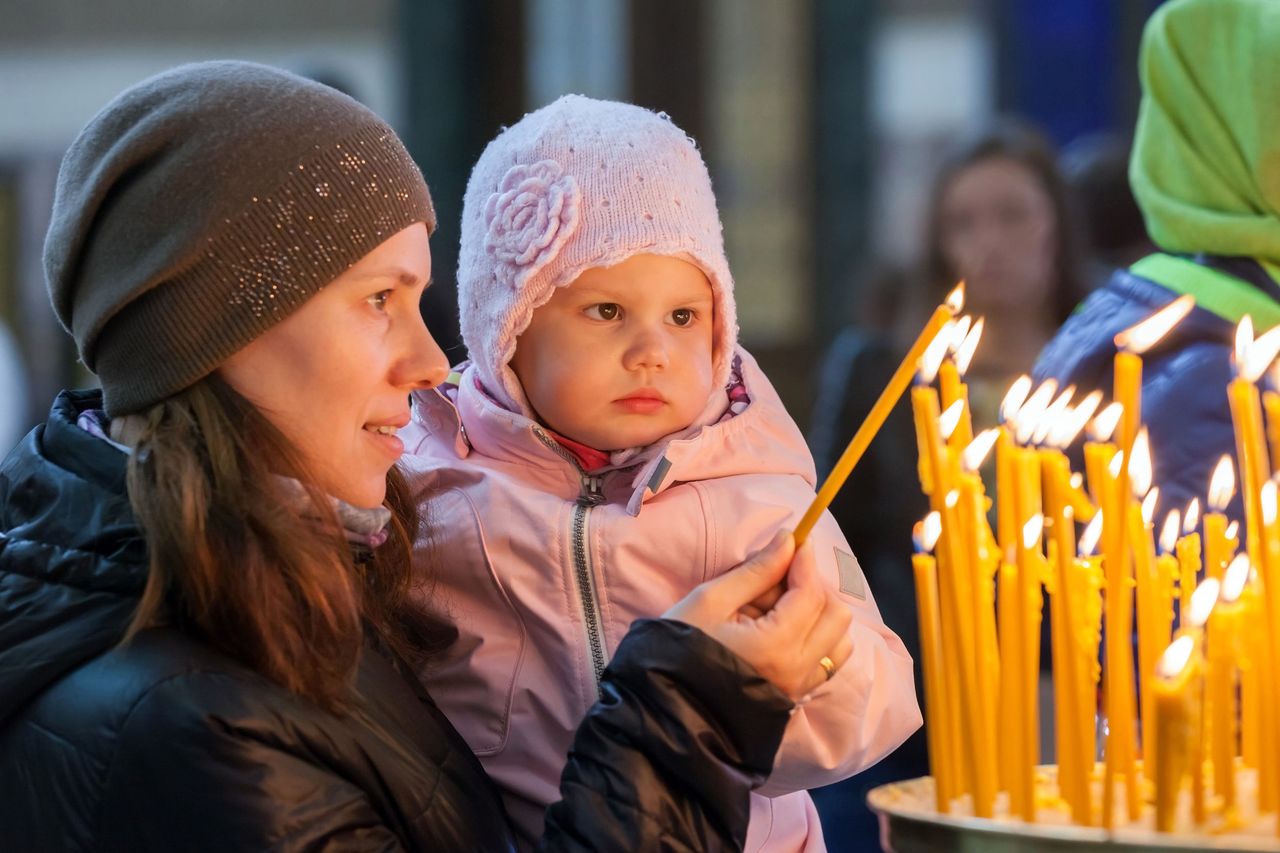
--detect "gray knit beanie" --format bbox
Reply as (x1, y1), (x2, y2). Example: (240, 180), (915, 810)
(44, 60), (436, 415)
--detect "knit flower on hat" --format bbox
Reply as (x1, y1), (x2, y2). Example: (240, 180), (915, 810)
(483, 160), (582, 289)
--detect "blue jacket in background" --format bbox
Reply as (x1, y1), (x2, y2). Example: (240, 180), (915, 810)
(1031, 256), (1280, 523)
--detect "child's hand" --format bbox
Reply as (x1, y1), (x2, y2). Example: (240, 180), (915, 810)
(663, 530), (854, 701)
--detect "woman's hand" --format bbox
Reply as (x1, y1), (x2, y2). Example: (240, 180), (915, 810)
(663, 530), (854, 701)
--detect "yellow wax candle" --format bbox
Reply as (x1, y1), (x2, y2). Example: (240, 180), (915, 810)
(1177, 533), (1203, 625)
(910, 386), (967, 800)
(998, 558), (1024, 805)
(1109, 297), (1197, 825)
(1241, 582), (1263, 771)
(939, 360), (974, 451)
(1210, 555), (1250, 817)
(1265, 389), (1280, 473)
(794, 286), (963, 544)
(1129, 500), (1160, 784)
(1226, 366), (1279, 813)
(1205, 455), (1237, 581)
(1013, 447), (1044, 822)
(912, 542), (951, 812)
(957, 471), (997, 817)
(997, 428), (1018, 563)
(1042, 450), (1087, 822)
(1182, 578), (1220, 828)
(1154, 635), (1201, 833)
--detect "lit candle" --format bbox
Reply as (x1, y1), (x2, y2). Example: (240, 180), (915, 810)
(1225, 317), (1280, 814)
(1153, 634), (1200, 833)
(912, 514), (951, 812)
(795, 284), (964, 544)
(1109, 294), (1196, 825)
(1205, 456), (1235, 581)
(939, 316), (980, 452)
(1209, 555), (1250, 818)
(1042, 449), (1086, 821)
(1183, 577), (1220, 827)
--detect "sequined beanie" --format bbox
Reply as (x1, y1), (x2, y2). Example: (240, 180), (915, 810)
(44, 60), (435, 415)
(456, 95), (737, 414)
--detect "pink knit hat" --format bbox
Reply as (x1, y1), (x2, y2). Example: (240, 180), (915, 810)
(457, 95), (737, 414)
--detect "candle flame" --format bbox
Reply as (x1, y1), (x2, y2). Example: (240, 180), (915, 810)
(1142, 487), (1160, 526)
(1080, 512), (1104, 556)
(1235, 315), (1255, 371)
(1023, 514), (1044, 549)
(949, 315), (972, 353)
(1034, 385), (1076, 446)
(918, 320), (954, 384)
(1015, 380), (1058, 445)
(1222, 554), (1251, 603)
(1242, 322), (1280, 383)
(1109, 450), (1124, 479)
(1089, 402), (1124, 444)
(1159, 509), (1181, 555)
(1208, 456), (1236, 511)
(945, 282), (965, 314)
(1226, 520), (1240, 541)
(1187, 578), (1220, 629)
(1129, 428), (1153, 497)
(915, 512), (943, 553)
(1157, 634), (1196, 679)
(954, 317), (984, 376)
(1000, 375), (1033, 425)
(1263, 479), (1277, 527)
(1070, 472), (1084, 490)
(939, 400), (965, 441)
(961, 428), (1000, 472)
(945, 489), (960, 509)
(1052, 390), (1103, 448)
(1184, 498), (1201, 533)
(1114, 294), (1195, 354)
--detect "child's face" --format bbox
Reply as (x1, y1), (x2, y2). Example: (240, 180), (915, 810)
(510, 254), (716, 451)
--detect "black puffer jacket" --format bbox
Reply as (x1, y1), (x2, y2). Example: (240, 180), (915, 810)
(0, 390), (793, 852)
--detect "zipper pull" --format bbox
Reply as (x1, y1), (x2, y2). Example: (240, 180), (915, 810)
(578, 474), (605, 507)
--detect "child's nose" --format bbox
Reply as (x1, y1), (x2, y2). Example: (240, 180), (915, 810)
(623, 326), (670, 371)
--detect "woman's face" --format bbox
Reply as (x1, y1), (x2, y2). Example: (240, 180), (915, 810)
(219, 223), (448, 507)
(938, 156), (1058, 312)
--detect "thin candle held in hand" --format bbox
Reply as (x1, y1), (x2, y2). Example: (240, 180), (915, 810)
(794, 283), (964, 545)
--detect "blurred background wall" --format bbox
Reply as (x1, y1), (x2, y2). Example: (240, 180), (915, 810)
(0, 0), (1162, 444)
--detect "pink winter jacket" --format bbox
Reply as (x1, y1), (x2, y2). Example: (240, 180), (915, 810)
(400, 347), (921, 851)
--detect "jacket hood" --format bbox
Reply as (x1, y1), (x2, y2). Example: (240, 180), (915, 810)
(0, 390), (146, 725)
(411, 346), (816, 516)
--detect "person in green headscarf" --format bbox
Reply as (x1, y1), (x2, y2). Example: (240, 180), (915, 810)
(1034, 0), (1280, 523)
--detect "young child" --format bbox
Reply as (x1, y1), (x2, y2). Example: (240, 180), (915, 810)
(402, 95), (921, 851)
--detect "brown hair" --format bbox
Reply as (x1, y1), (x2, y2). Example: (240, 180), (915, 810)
(121, 373), (450, 711)
(922, 118), (1085, 324)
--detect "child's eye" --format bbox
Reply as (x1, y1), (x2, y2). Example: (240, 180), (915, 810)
(585, 303), (621, 321)
(670, 308), (694, 327)
(367, 290), (393, 311)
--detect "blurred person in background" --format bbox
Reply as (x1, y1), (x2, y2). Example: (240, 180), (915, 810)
(0, 320), (29, 455)
(923, 118), (1084, 413)
(1060, 132), (1156, 296)
(807, 119), (1082, 847)
(1035, 0), (1280, 523)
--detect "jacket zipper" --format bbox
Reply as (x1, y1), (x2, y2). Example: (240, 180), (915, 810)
(533, 429), (609, 694)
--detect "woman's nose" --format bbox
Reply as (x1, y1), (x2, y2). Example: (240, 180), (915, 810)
(399, 316), (451, 391)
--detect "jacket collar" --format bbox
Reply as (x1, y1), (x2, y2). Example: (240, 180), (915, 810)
(412, 347), (815, 516)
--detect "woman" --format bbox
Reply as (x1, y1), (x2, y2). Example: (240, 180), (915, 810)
(0, 61), (853, 851)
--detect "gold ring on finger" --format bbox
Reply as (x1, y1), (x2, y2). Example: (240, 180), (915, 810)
(818, 655), (837, 681)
